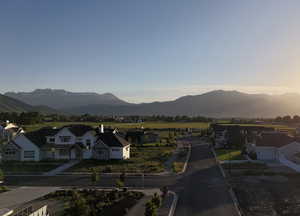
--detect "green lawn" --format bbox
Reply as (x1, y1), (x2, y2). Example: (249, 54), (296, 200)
(216, 149), (244, 161)
(22, 121), (210, 132)
(0, 161), (64, 174)
(68, 146), (175, 173)
(172, 147), (189, 173)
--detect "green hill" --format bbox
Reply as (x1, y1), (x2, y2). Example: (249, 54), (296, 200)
(0, 94), (58, 114)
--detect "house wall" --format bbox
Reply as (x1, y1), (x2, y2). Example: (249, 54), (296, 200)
(81, 132), (96, 159)
(123, 145), (130, 159)
(14, 135), (40, 161)
(2, 142), (21, 161)
(28, 205), (48, 216)
(52, 128), (76, 145)
(110, 147), (124, 159)
(93, 141), (110, 160)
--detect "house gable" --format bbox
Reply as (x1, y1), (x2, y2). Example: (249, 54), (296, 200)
(14, 134), (40, 161)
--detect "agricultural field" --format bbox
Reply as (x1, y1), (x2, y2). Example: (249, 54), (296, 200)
(22, 121), (210, 132)
(67, 146), (175, 173)
(220, 123), (295, 131)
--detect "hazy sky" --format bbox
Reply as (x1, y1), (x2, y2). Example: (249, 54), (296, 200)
(1, 0), (300, 102)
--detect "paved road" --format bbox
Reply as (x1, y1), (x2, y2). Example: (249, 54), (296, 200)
(173, 141), (239, 216)
(5, 137), (238, 216)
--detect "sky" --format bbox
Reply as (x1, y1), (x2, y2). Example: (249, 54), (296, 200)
(1, 0), (300, 103)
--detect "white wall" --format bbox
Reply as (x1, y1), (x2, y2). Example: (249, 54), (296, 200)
(29, 205), (48, 216)
(123, 145), (130, 159)
(14, 134), (40, 161)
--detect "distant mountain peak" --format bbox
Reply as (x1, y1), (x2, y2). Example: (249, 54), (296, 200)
(4, 89), (129, 109)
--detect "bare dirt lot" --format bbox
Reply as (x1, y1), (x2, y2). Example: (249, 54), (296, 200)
(230, 173), (300, 216)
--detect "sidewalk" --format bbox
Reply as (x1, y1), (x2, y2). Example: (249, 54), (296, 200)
(43, 160), (79, 176)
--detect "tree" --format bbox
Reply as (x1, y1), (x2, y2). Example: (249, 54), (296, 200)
(0, 169), (4, 182)
(64, 190), (90, 216)
(151, 193), (161, 208)
(119, 171), (126, 183)
(115, 179), (124, 189)
(160, 186), (168, 198)
(145, 200), (157, 216)
(91, 168), (100, 186)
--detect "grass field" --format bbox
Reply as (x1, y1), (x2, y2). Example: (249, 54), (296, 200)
(22, 121), (210, 132)
(216, 149), (244, 161)
(68, 146), (175, 173)
(0, 161), (65, 174)
(220, 123), (295, 131)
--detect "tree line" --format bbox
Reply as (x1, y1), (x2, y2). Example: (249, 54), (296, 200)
(0, 112), (213, 125)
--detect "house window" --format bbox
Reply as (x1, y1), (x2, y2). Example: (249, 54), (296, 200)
(5, 149), (16, 155)
(24, 151), (35, 159)
(86, 139), (91, 149)
(59, 149), (68, 156)
(49, 138), (55, 143)
(59, 136), (71, 142)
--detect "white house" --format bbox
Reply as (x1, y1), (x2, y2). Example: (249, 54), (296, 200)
(246, 131), (294, 161)
(3, 125), (131, 161)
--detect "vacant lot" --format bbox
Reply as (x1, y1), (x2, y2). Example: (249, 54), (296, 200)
(232, 174), (300, 216)
(0, 161), (64, 174)
(68, 146), (175, 173)
(22, 121), (210, 132)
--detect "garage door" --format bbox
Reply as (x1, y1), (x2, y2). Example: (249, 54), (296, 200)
(257, 149), (276, 160)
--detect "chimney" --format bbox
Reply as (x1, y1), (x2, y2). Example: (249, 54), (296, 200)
(100, 124), (104, 133)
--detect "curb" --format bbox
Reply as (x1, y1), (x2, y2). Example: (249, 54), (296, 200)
(178, 145), (192, 175)
(211, 147), (242, 216)
(168, 191), (178, 216)
(211, 147), (226, 178)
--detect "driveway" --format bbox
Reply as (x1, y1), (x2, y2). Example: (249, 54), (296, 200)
(0, 186), (59, 209)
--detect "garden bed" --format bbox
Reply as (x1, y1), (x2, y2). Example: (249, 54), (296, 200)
(44, 189), (144, 216)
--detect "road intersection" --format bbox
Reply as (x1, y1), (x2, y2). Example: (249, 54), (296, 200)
(6, 137), (239, 216)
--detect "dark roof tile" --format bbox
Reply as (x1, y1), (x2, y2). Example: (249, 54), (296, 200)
(97, 132), (130, 147)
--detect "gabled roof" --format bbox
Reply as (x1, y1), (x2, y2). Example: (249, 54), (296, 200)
(256, 132), (294, 148)
(97, 132), (131, 147)
(61, 125), (95, 137)
(24, 127), (60, 148)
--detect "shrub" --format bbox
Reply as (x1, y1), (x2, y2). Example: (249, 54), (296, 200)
(103, 166), (112, 173)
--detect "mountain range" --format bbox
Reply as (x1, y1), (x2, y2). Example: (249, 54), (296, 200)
(2, 89), (300, 117)
(0, 93), (58, 114)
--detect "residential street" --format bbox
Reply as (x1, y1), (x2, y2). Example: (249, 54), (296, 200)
(5, 137), (239, 216)
(173, 139), (239, 216)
